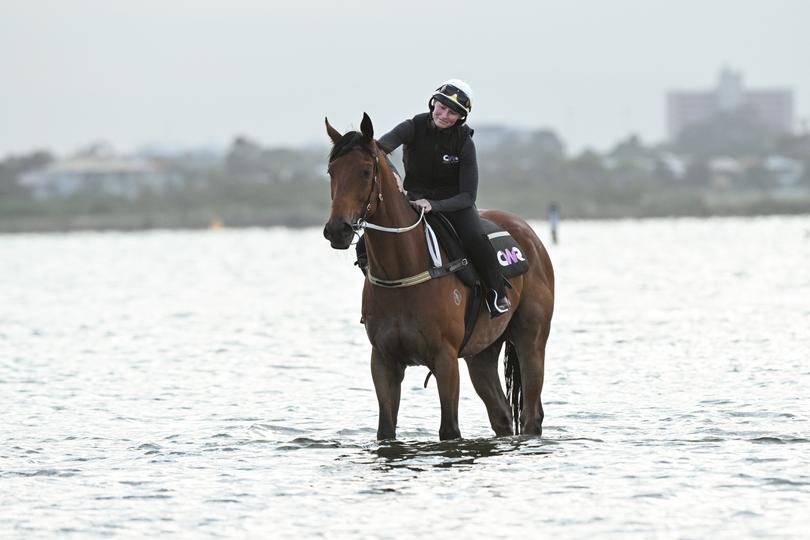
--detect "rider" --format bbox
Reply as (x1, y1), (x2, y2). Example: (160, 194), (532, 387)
(375, 79), (511, 317)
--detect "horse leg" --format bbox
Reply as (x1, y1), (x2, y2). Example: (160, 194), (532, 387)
(433, 350), (462, 440)
(511, 327), (549, 436)
(464, 341), (513, 437)
(370, 348), (405, 440)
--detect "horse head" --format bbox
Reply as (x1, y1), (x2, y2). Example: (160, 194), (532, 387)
(323, 113), (379, 249)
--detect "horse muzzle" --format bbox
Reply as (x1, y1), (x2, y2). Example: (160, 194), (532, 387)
(323, 220), (354, 250)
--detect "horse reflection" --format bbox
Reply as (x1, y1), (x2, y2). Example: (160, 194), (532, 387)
(370, 437), (553, 469)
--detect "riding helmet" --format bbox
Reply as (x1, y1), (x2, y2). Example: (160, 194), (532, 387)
(429, 79), (474, 123)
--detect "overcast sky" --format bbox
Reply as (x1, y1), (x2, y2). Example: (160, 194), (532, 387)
(1, 0), (807, 157)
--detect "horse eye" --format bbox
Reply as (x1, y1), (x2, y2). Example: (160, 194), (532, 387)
(362, 168), (372, 178)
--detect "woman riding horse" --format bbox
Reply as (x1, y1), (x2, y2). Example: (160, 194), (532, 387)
(323, 88), (555, 441)
(363, 79), (511, 316)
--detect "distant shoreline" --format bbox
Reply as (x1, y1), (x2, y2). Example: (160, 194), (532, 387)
(2, 204), (809, 235)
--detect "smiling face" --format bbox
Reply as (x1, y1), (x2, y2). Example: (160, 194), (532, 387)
(431, 100), (462, 129)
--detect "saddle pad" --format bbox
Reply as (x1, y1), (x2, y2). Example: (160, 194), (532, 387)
(485, 224), (530, 277)
(425, 213), (529, 287)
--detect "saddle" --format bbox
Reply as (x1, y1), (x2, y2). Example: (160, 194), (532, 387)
(423, 213), (529, 286)
(355, 213), (529, 353)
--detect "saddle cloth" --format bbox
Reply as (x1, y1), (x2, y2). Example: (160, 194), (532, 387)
(425, 213), (529, 287)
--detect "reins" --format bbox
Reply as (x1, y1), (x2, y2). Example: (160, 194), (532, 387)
(351, 152), (426, 234)
(356, 208), (425, 233)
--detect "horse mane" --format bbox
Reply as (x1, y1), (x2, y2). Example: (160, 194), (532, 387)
(329, 131), (378, 162)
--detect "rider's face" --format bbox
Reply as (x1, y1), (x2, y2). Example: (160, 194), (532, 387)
(432, 100), (462, 129)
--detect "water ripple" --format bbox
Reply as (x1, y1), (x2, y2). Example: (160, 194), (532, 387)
(2, 219), (810, 538)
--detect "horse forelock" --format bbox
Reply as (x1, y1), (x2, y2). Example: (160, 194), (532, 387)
(329, 131), (377, 163)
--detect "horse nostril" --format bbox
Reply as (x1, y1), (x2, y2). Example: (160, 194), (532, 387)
(323, 221), (353, 247)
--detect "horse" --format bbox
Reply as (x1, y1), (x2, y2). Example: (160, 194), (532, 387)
(323, 113), (555, 440)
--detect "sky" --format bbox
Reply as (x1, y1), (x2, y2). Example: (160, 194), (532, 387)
(1, 0), (808, 157)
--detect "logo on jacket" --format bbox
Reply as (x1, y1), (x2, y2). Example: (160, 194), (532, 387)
(442, 154), (460, 164)
(497, 247), (525, 266)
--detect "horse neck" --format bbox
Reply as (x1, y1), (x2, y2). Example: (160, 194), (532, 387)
(364, 161), (430, 279)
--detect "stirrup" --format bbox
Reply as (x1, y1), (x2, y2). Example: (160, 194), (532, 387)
(486, 289), (511, 318)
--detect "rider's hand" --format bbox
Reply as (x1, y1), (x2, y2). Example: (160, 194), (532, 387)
(410, 199), (432, 213)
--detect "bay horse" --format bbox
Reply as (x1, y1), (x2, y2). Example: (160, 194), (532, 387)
(323, 113), (554, 440)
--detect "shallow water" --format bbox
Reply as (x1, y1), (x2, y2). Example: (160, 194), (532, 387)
(2, 216), (809, 538)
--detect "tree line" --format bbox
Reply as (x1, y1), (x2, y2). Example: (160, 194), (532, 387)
(2, 107), (809, 232)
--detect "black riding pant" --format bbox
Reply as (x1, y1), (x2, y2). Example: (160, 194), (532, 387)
(442, 206), (505, 295)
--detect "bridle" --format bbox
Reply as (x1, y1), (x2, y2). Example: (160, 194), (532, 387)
(329, 148), (425, 236)
(354, 152), (428, 234)
(354, 152), (383, 229)
(328, 144), (462, 289)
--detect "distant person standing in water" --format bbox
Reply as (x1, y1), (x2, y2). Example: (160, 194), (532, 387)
(548, 202), (560, 244)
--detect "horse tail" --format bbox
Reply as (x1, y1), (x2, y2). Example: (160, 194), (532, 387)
(504, 339), (522, 434)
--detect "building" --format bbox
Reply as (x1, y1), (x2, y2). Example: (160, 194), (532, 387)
(19, 149), (179, 200)
(667, 69), (794, 141)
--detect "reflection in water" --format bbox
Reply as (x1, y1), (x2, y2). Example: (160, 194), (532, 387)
(368, 437), (554, 469)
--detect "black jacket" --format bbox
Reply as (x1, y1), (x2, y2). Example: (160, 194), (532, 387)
(378, 112), (479, 212)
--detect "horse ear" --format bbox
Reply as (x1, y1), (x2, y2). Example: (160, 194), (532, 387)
(360, 112), (374, 142)
(325, 117), (342, 144)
